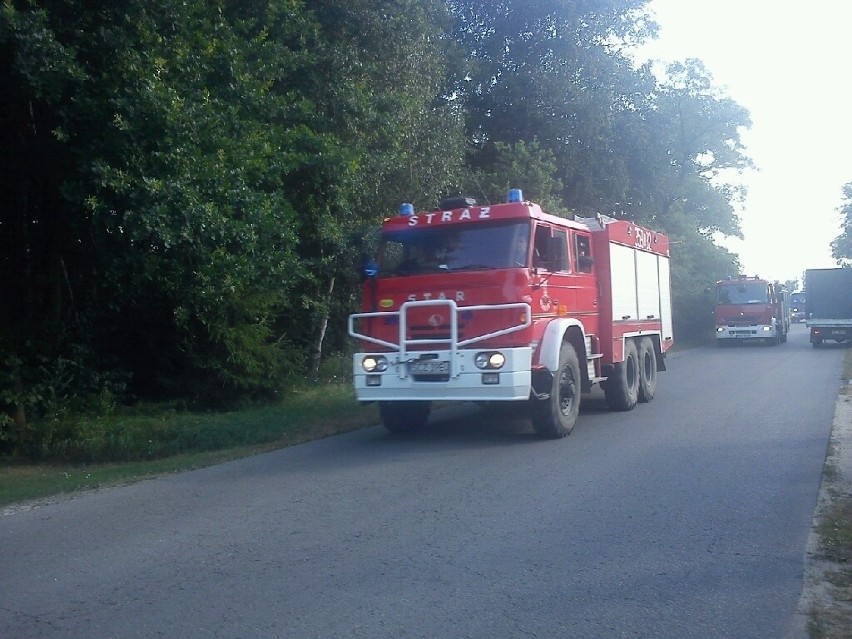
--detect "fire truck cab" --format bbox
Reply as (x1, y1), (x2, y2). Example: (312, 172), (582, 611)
(348, 190), (673, 438)
(713, 276), (789, 346)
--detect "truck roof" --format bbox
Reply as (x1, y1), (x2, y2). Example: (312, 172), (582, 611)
(716, 275), (773, 285)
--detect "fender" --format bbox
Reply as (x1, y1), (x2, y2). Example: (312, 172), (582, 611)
(537, 318), (587, 372)
(611, 330), (666, 370)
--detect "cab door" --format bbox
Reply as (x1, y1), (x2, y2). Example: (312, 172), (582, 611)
(530, 224), (568, 319)
(569, 231), (599, 335)
(530, 225), (599, 332)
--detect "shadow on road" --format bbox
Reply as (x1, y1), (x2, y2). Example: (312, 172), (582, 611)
(361, 388), (615, 447)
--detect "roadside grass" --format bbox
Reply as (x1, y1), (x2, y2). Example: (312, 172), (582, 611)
(810, 492), (852, 639)
(808, 348), (852, 639)
(1, 384), (379, 508)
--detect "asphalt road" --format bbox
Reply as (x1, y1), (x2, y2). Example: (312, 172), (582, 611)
(0, 323), (845, 639)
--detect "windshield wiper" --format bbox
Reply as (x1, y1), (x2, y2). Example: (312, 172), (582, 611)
(447, 263), (494, 271)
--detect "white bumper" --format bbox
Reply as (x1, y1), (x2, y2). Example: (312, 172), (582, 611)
(353, 347), (533, 402)
(715, 324), (775, 340)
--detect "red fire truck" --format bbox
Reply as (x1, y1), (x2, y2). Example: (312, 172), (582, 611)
(348, 189), (674, 438)
(712, 275), (789, 346)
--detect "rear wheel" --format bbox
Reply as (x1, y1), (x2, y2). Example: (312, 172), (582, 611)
(637, 337), (657, 403)
(604, 339), (639, 411)
(532, 343), (581, 439)
(379, 401), (430, 434)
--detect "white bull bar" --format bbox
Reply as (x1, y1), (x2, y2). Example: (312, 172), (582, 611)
(348, 299), (532, 378)
(349, 299), (532, 401)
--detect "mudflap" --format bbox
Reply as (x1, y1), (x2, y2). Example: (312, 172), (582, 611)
(530, 368), (553, 400)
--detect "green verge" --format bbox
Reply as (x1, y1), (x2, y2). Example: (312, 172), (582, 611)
(808, 349), (852, 639)
(1, 384), (379, 508)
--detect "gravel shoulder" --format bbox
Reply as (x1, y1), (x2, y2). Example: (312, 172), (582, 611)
(792, 378), (852, 638)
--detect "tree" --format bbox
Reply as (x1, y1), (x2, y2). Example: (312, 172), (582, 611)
(831, 182), (852, 266)
(0, 0), (468, 434)
(72, 0), (333, 399)
(279, 0), (467, 374)
(463, 139), (568, 214)
(446, 0), (656, 209)
(1, 1), (90, 433)
(0, 0), (337, 417)
(637, 59), (752, 236)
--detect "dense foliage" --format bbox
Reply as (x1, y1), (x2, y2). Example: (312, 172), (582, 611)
(832, 182), (852, 266)
(1, 0), (749, 452)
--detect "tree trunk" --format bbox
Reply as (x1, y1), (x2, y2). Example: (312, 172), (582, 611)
(12, 366), (27, 432)
(309, 275), (335, 376)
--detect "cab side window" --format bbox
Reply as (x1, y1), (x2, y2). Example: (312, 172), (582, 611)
(533, 226), (569, 271)
(574, 234), (593, 273)
(550, 229), (569, 271)
(533, 226), (550, 269)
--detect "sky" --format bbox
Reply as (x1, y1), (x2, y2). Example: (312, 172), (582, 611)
(633, 0), (851, 287)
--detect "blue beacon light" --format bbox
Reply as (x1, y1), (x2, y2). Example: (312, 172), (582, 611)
(507, 188), (523, 203)
(399, 202), (415, 216)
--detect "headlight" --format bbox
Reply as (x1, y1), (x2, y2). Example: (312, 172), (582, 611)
(475, 351), (505, 370)
(488, 352), (506, 368)
(362, 355), (388, 372)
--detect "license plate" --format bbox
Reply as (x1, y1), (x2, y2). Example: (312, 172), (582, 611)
(409, 360), (449, 375)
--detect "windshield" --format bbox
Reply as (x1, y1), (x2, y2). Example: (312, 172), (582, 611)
(378, 221), (531, 276)
(791, 292), (806, 305)
(716, 282), (769, 305)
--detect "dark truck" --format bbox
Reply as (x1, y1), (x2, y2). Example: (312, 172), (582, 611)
(805, 268), (852, 347)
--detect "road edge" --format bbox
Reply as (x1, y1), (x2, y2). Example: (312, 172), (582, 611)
(789, 376), (852, 638)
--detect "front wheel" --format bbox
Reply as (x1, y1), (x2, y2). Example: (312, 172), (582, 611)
(603, 339), (639, 411)
(532, 343), (581, 439)
(379, 401), (430, 434)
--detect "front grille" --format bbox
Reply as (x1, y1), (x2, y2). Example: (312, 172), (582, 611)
(408, 329), (453, 340)
(407, 322), (468, 341)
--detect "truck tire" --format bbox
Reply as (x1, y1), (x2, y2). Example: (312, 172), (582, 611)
(771, 322), (782, 345)
(604, 339), (639, 411)
(637, 337), (657, 403)
(532, 343), (581, 439)
(379, 401), (430, 434)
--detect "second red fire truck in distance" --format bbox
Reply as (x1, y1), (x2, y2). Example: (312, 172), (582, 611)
(349, 189), (674, 438)
(712, 275), (789, 346)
